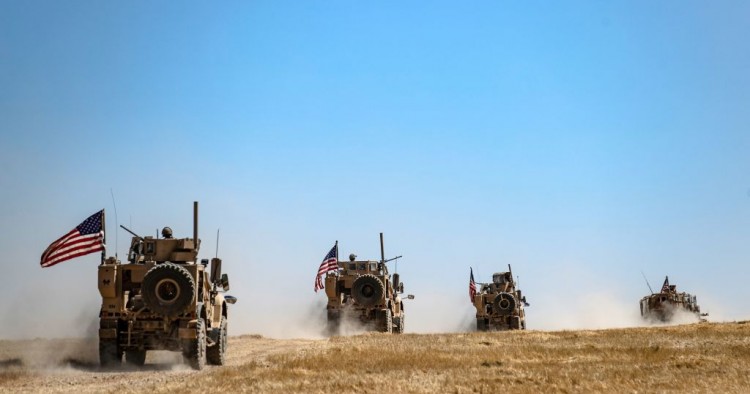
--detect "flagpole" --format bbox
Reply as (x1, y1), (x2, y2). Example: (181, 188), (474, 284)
(335, 240), (339, 266)
(101, 208), (106, 265)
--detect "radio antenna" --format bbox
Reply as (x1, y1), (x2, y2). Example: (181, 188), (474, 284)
(641, 271), (654, 294)
(109, 188), (119, 259)
(215, 228), (220, 258)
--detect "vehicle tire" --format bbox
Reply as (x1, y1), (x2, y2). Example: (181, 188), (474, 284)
(142, 263), (195, 317)
(207, 316), (227, 366)
(380, 309), (393, 333)
(493, 292), (517, 316)
(326, 310), (340, 336)
(521, 320), (527, 330)
(125, 350), (147, 366)
(99, 339), (122, 367)
(476, 318), (487, 332)
(183, 318), (207, 370)
(351, 275), (384, 307)
(394, 314), (405, 334)
(510, 316), (521, 330)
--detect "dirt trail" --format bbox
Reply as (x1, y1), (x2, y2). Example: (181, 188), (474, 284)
(0, 335), (317, 393)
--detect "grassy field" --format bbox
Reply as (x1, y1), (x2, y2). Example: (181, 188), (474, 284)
(180, 322), (750, 393)
(2, 322), (749, 393)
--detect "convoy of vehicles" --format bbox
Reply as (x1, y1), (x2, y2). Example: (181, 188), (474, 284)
(39, 202), (713, 371)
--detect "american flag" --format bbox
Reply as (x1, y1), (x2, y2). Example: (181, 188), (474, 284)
(314, 242), (338, 292)
(40, 210), (105, 268)
(660, 276), (670, 293)
(469, 267), (476, 302)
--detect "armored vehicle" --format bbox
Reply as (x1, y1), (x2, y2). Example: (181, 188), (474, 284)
(472, 265), (528, 331)
(323, 233), (412, 334)
(98, 202), (236, 370)
(640, 276), (706, 323)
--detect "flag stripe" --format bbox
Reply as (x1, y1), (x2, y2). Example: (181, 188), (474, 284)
(41, 229), (78, 262)
(43, 236), (104, 263)
(44, 233), (103, 260)
(317, 258), (338, 274)
(469, 268), (477, 302)
(43, 235), (104, 265)
(40, 210), (105, 268)
(314, 244), (338, 292)
(660, 276), (670, 293)
(41, 244), (105, 268)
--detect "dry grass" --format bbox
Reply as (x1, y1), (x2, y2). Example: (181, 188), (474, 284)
(2, 323), (749, 393)
(187, 322), (750, 393)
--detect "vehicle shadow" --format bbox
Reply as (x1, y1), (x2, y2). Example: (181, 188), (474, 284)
(62, 357), (191, 372)
(0, 358), (23, 369)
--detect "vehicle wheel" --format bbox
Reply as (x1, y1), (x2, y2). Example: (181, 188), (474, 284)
(493, 292), (517, 316)
(99, 339), (122, 367)
(326, 310), (340, 336)
(521, 320), (527, 330)
(351, 275), (384, 307)
(142, 263), (196, 317)
(183, 318), (207, 370)
(207, 316), (227, 366)
(476, 318), (487, 332)
(394, 314), (405, 334)
(510, 316), (521, 330)
(125, 350), (147, 366)
(381, 309), (393, 333)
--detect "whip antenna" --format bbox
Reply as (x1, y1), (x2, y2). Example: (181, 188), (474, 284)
(641, 271), (654, 294)
(109, 188), (119, 259)
(215, 228), (220, 258)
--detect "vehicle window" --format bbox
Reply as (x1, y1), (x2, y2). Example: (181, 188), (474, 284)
(358, 263), (367, 271)
(370, 263), (378, 271)
(349, 263), (356, 271)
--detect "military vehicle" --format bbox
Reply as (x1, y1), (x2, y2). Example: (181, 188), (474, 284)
(639, 276), (706, 323)
(98, 202), (236, 370)
(323, 233), (413, 334)
(472, 265), (528, 331)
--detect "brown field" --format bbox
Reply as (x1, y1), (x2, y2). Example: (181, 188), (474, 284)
(1, 322), (749, 393)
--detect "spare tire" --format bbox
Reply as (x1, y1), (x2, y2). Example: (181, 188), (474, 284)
(142, 263), (195, 317)
(352, 274), (384, 307)
(493, 292), (516, 316)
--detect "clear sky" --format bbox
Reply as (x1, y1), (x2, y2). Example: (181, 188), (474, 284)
(1, 1), (749, 338)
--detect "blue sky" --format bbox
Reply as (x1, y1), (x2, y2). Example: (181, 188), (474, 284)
(1, 1), (749, 338)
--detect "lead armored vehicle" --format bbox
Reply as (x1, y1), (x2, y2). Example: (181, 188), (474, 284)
(640, 276), (706, 323)
(472, 265), (528, 331)
(98, 202), (236, 370)
(323, 233), (412, 334)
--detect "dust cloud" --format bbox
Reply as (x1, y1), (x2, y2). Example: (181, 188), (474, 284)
(530, 290), (646, 330)
(231, 296), (330, 339)
(407, 291), (476, 334)
(0, 337), (98, 372)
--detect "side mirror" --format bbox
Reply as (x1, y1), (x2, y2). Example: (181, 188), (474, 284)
(406, 294), (415, 300)
(201, 258), (209, 266)
(225, 295), (237, 304)
(210, 258), (222, 283)
(221, 273), (230, 291)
